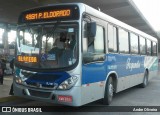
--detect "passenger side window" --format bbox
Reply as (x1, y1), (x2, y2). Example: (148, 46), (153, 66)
(108, 24), (117, 53)
(147, 39), (151, 56)
(152, 42), (157, 56)
(118, 28), (129, 53)
(130, 33), (139, 54)
(139, 36), (146, 55)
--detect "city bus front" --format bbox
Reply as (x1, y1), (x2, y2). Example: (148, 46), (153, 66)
(13, 4), (84, 106)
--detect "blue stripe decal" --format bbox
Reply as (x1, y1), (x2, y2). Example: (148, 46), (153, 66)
(82, 54), (158, 85)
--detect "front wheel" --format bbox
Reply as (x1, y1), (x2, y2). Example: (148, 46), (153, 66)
(103, 77), (114, 105)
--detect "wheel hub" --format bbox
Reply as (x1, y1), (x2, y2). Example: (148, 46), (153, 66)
(109, 84), (113, 97)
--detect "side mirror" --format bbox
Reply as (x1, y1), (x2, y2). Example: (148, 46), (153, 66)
(87, 22), (96, 38)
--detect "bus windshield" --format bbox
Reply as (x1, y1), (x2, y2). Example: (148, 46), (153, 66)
(16, 23), (78, 70)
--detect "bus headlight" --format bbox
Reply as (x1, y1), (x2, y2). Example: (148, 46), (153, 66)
(57, 76), (78, 90)
(15, 76), (22, 85)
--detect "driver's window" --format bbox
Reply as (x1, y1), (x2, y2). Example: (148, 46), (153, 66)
(94, 26), (104, 53)
(83, 21), (104, 54)
(82, 21), (88, 53)
(82, 21), (105, 63)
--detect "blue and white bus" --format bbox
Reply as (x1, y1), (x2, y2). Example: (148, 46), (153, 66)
(13, 3), (158, 106)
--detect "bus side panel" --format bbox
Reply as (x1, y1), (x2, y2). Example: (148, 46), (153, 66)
(115, 55), (158, 92)
(82, 54), (146, 85)
(81, 62), (106, 105)
(81, 54), (158, 104)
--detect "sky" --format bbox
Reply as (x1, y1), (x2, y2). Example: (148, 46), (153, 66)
(132, 0), (160, 32)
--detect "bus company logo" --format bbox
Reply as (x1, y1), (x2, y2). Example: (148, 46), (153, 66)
(126, 58), (140, 71)
(36, 83), (41, 88)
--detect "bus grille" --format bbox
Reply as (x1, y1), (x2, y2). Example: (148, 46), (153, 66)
(25, 82), (56, 89)
(24, 73), (60, 89)
(28, 89), (51, 98)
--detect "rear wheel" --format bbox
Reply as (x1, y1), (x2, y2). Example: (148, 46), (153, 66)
(103, 77), (114, 105)
(140, 71), (148, 88)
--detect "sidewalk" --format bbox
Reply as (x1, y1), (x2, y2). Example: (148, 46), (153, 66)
(0, 75), (29, 105)
(0, 75), (13, 98)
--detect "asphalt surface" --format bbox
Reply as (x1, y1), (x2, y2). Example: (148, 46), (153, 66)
(0, 75), (13, 98)
(0, 66), (160, 114)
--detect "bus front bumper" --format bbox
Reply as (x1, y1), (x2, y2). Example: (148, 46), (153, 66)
(13, 82), (82, 106)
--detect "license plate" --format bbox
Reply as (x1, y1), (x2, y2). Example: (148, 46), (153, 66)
(58, 95), (72, 103)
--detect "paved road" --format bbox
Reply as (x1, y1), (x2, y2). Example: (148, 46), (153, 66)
(0, 75), (13, 98)
(0, 68), (160, 114)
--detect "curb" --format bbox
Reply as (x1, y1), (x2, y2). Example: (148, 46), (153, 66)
(0, 96), (24, 103)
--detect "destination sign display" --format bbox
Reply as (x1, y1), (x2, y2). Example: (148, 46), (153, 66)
(18, 5), (79, 23)
(25, 9), (71, 21)
(18, 55), (37, 63)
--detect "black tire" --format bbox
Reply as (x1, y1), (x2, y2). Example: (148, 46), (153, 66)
(103, 77), (114, 105)
(140, 71), (148, 88)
